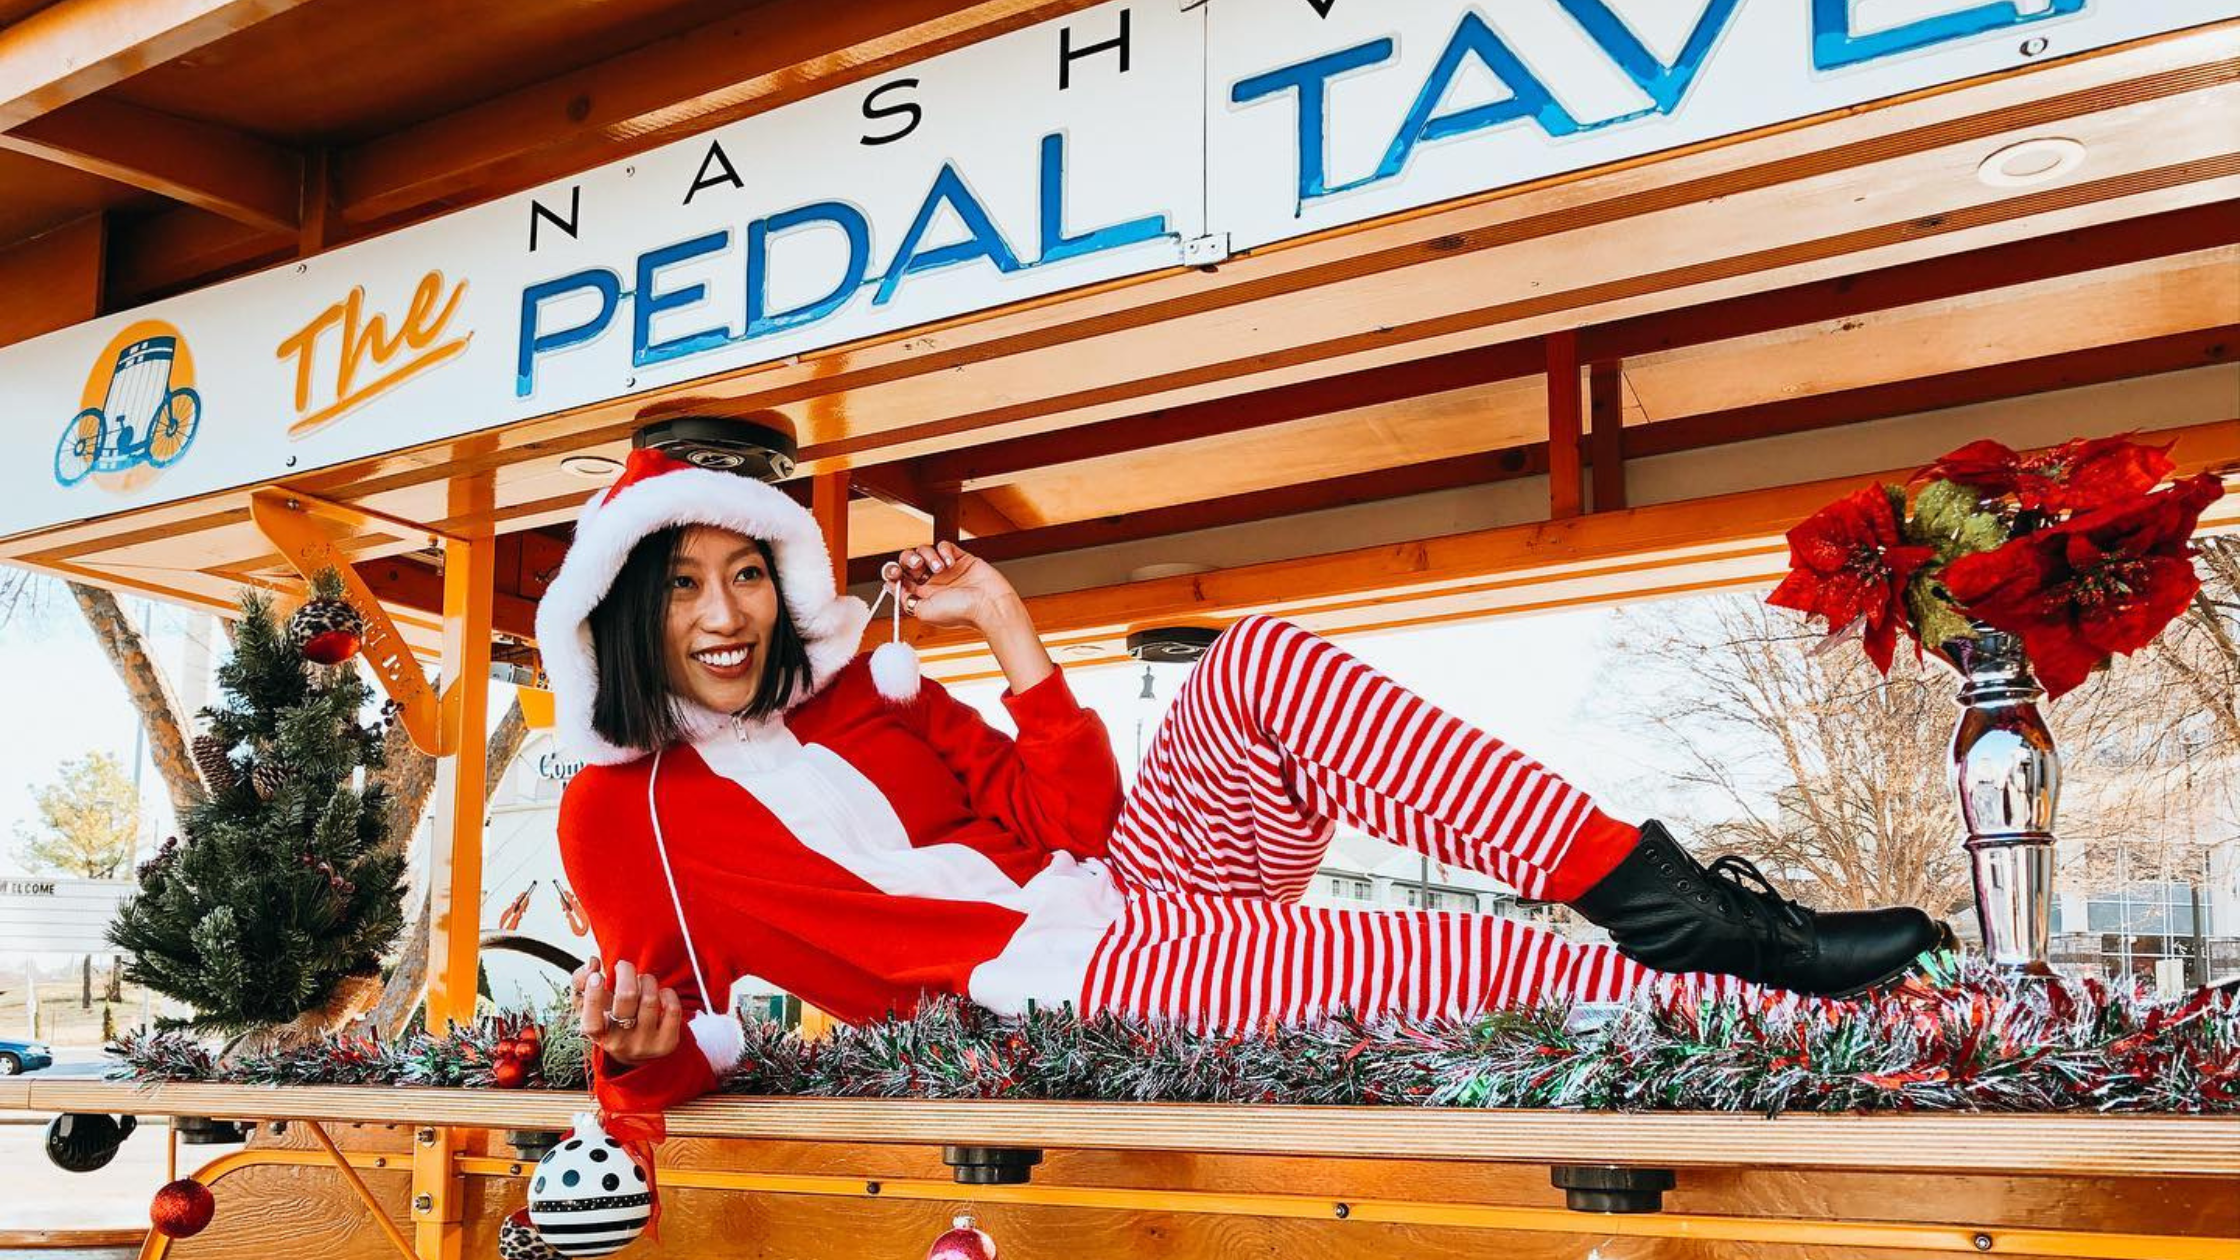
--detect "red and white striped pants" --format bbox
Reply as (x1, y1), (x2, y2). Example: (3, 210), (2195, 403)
(1083, 615), (1743, 1029)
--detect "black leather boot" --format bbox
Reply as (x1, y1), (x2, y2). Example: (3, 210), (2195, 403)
(1567, 820), (1953, 998)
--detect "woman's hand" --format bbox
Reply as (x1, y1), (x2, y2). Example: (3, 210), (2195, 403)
(883, 540), (1053, 695)
(882, 541), (1024, 633)
(572, 956), (682, 1068)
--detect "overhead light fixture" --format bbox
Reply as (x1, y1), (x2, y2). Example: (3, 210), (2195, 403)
(560, 454), (624, 480)
(1976, 137), (2085, 188)
(633, 411), (798, 482)
(1127, 626), (1222, 664)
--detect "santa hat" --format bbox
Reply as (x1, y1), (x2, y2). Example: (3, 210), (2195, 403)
(535, 448), (912, 765)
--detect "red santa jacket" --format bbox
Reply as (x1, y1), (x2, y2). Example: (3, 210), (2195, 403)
(557, 653), (1125, 1114)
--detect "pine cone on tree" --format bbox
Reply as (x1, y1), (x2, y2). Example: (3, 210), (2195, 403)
(251, 758), (291, 801)
(192, 733), (236, 794)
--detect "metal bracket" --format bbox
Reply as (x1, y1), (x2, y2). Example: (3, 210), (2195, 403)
(1181, 232), (1232, 268)
(248, 488), (472, 756)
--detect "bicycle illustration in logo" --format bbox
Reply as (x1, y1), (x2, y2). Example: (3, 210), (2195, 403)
(55, 328), (202, 489)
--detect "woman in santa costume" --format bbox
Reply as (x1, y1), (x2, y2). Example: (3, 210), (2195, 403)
(541, 448), (1950, 1115)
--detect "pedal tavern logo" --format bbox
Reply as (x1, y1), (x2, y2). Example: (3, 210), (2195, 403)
(53, 319), (204, 493)
(277, 269), (471, 440)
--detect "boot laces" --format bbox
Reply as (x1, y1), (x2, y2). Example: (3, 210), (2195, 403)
(1706, 854), (1810, 929)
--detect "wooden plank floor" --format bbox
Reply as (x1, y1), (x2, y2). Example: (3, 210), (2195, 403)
(7, 1080), (2235, 1178)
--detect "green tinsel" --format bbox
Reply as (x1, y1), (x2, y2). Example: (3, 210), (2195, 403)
(109, 958), (2237, 1114)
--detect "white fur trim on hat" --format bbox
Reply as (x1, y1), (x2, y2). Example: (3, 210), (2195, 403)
(534, 464), (870, 765)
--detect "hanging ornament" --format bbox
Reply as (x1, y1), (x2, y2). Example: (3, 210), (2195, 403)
(45, 1113), (135, 1173)
(499, 1207), (562, 1260)
(526, 1113), (651, 1257)
(287, 572), (365, 666)
(192, 732), (237, 793)
(926, 1215), (997, 1260)
(150, 1178), (216, 1239)
(868, 562), (922, 703)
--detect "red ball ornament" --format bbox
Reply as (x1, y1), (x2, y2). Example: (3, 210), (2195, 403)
(492, 1057), (530, 1089)
(927, 1215), (996, 1260)
(150, 1178), (216, 1238)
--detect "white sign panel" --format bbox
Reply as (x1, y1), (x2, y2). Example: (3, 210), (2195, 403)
(1209, 0), (2235, 249)
(0, 1), (2225, 539)
(0, 877), (133, 956)
(0, 0), (1202, 537)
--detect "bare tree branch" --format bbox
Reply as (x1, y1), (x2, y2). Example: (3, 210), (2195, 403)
(67, 582), (205, 817)
(367, 698), (533, 1036)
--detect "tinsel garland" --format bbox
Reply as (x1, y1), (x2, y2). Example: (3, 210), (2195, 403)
(109, 958), (2239, 1115)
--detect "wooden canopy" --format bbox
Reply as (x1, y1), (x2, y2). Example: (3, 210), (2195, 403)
(0, 1), (2234, 674)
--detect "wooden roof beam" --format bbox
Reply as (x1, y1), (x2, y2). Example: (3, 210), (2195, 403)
(0, 0), (318, 129)
(0, 213), (102, 349)
(851, 463), (1023, 539)
(2, 97), (301, 232)
(857, 326), (2236, 587)
(900, 417), (2240, 669)
(892, 205), (2240, 496)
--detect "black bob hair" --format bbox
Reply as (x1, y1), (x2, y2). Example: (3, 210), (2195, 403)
(586, 524), (816, 751)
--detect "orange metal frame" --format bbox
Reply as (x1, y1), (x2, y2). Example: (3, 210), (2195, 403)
(247, 481), (494, 1260)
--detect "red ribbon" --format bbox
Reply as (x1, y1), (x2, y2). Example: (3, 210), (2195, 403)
(600, 1109), (667, 1242)
(586, 1054), (668, 1242)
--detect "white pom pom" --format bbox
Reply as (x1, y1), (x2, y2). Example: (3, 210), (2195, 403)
(688, 1009), (745, 1075)
(870, 639), (921, 703)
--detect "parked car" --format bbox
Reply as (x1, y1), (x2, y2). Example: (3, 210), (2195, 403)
(0, 1037), (54, 1074)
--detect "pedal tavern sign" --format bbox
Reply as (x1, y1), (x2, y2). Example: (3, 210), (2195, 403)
(0, 0), (2222, 539)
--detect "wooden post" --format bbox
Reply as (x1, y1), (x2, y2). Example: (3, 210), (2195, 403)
(800, 470), (849, 1041)
(418, 473), (493, 1260)
(931, 491), (961, 547)
(1545, 330), (1583, 520)
(812, 470), (850, 594)
(1589, 360), (1626, 512)
(298, 145), (333, 257)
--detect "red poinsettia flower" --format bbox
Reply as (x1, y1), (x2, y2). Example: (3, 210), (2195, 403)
(1941, 474), (2226, 698)
(1767, 485), (1936, 673)
(1918, 435), (2176, 515)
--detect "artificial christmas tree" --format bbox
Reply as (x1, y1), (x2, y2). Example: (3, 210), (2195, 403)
(108, 578), (406, 1038)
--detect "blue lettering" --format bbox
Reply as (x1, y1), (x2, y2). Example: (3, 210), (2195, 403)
(874, 163), (1022, 306)
(516, 269), (621, 397)
(1230, 40), (1393, 207)
(1366, 12), (1580, 193)
(1557, 0), (1742, 120)
(1812, 0), (2086, 72)
(745, 201), (871, 339)
(633, 231), (732, 370)
(1036, 132), (1168, 266)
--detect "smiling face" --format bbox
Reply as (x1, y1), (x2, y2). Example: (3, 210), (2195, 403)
(661, 525), (781, 715)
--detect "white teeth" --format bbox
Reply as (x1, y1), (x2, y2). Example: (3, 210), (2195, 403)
(694, 648), (749, 667)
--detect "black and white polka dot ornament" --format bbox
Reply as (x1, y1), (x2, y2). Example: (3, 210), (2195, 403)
(525, 1112), (651, 1257)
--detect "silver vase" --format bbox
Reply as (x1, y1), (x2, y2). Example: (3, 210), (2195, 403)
(1944, 626), (2060, 972)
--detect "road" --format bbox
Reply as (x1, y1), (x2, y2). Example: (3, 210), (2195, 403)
(3, 1049), (241, 1238)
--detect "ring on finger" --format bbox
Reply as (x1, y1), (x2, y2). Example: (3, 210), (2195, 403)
(606, 1012), (639, 1030)
(904, 595), (920, 615)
